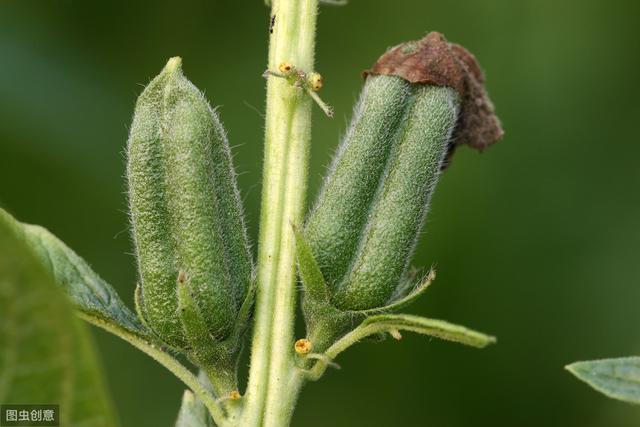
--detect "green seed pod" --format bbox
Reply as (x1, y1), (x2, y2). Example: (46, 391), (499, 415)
(306, 79), (458, 311)
(127, 57), (253, 349)
(331, 84), (458, 309)
(305, 76), (412, 290)
(305, 32), (503, 312)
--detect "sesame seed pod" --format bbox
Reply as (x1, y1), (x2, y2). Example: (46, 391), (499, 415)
(331, 85), (459, 310)
(127, 57), (252, 348)
(300, 33), (502, 350)
(305, 75), (412, 290)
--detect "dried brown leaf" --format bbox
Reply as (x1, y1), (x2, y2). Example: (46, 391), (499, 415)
(364, 32), (504, 167)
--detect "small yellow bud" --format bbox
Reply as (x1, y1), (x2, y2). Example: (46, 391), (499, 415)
(294, 338), (312, 355)
(229, 390), (241, 400)
(308, 72), (323, 91)
(279, 62), (293, 73)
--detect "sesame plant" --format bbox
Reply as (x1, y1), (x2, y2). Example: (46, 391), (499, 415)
(0, 1), (503, 426)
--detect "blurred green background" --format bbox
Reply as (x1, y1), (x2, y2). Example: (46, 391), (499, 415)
(1, 0), (640, 426)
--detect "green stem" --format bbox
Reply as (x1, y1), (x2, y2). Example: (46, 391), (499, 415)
(241, 0), (318, 426)
(77, 314), (229, 427)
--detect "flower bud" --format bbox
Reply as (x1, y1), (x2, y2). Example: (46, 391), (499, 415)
(127, 57), (253, 349)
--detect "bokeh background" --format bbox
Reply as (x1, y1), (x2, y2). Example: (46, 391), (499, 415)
(2, 0), (640, 426)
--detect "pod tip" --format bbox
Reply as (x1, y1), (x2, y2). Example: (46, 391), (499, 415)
(165, 56), (183, 74)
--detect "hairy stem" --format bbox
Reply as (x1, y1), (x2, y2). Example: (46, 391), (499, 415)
(241, 0), (318, 426)
(77, 314), (229, 427)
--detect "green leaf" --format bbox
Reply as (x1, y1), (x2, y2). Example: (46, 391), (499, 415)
(306, 313), (495, 381)
(328, 314), (495, 359)
(0, 207), (147, 337)
(566, 357), (640, 404)
(359, 314), (496, 348)
(175, 390), (213, 427)
(0, 207), (119, 426)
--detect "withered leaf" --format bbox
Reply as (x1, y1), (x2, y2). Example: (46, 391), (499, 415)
(365, 32), (504, 167)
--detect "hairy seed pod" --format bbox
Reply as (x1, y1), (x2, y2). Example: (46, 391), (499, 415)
(305, 77), (459, 311)
(305, 76), (412, 291)
(305, 32), (503, 313)
(127, 57), (252, 349)
(331, 84), (458, 310)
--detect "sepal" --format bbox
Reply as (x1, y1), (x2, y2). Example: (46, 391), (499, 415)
(295, 228), (494, 380)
